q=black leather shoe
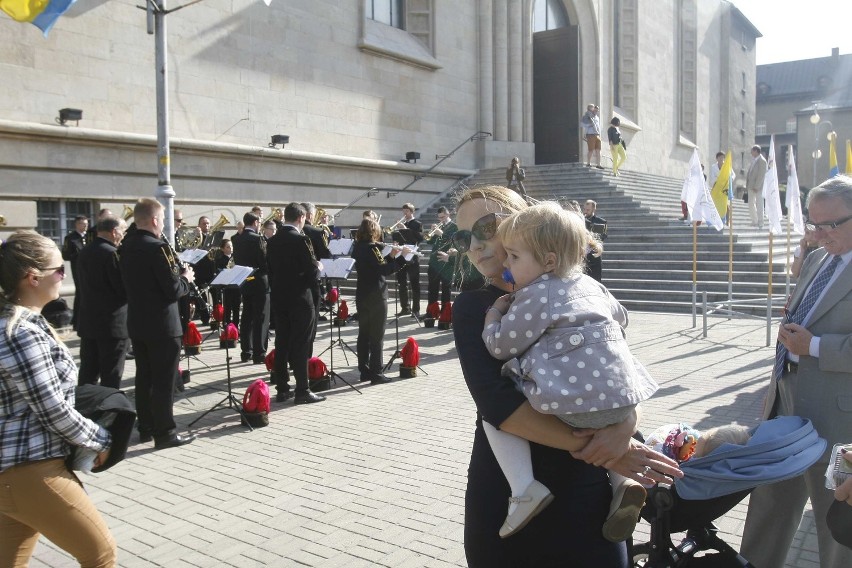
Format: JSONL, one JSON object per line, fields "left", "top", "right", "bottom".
{"left": 397, "top": 308, "right": 411, "bottom": 316}
{"left": 294, "top": 391, "right": 326, "bottom": 405}
{"left": 275, "top": 391, "right": 293, "bottom": 403}
{"left": 240, "top": 352, "right": 251, "bottom": 362}
{"left": 370, "top": 374, "right": 392, "bottom": 385}
{"left": 154, "top": 433, "right": 196, "bottom": 450}
{"left": 252, "top": 354, "right": 267, "bottom": 364}
{"left": 139, "top": 432, "right": 153, "bottom": 443}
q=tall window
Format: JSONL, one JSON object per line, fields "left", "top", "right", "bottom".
{"left": 533, "top": 0, "right": 568, "bottom": 32}
{"left": 756, "top": 120, "right": 767, "bottom": 136}
{"left": 366, "top": 0, "right": 403, "bottom": 29}
{"left": 614, "top": 0, "right": 638, "bottom": 117}
{"left": 678, "top": 0, "right": 698, "bottom": 142}
{"left": 37, "top": 199, "right": 92, "bottom": 245}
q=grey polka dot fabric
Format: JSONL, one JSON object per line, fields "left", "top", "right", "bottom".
{"left": 483, "top": 273, "right": 658, "bottom": 416}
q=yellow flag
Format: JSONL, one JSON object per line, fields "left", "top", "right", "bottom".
{"left": 710, "top": 151, "right": 733, "bottom": 219}
{"left": 846, "top": 140, "right": 852, "bottom": 175}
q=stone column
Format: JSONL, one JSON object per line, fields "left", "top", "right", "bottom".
{"left": 479, "top": 0, "right": 494, "bottom": 137}
{"left": 493, "top": 0, "right": 508, "bottom": 141}
{"left": 508, "top": 0, "right": 523, "bottom": 142}
{"left": 523, "top": 0, "right": 534, "bottom": 142}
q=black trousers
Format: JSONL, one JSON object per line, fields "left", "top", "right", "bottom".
{"left": 239, "top": 279, "right": 269, "bottom": 358}
{"left": 132, "top": 335, "right": 180, "bottom": 438}
{"left": 78, "top": 336, "right": 129, "bottom": 389}
{"left": 356, "top": 292, "right": 388, "bottom": 378}
{"left": 396, "top": 260, "right": 421, "bottom": 312}
{"left": 70, "top": 269, "right": 81, "bottom": 330}
{"left": 272, "top": 296, "right": 315, "bottom": 395}
{"left": 427, "top": 265, "right": 452, "bottom": 307}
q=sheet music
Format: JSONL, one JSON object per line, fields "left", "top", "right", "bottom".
{"left": 320, "top": 257, "right": 356, "bottom": 279}
{"left": 178, "top": 249, "right": 209, "bottom": 265}
{"left": 380, "top": 245, "right": 419, "bottom": 262}
{"left": 210, "top": 265, "right": 255, "bottom": 286}
{"left": 328, "top": 238, "right": 354, "bottom": 256}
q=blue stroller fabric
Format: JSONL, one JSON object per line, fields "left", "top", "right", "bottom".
{"left": 676, "top": 416, "right": 826, "bottom": 501}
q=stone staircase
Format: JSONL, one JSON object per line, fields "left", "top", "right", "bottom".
{"left": 337, "top": 163, "right": 801, "bottom": 316}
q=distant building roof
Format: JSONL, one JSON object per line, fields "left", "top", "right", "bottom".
{"left": 727, "top": 2, "right": 761, "bottom": 39}
{"left": 757, "top": 50, "right": 852, "bottom": 111}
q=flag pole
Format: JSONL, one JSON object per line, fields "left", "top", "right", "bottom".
{"left": 692, "top": 221, "right": 698, "bottom": 328}
{"left": 767, "top": 230, "right": 774, "bottom": 347}
{"left": 785, "top": 214, "right": 791, "bottom": 297}
{"left": 728, "top": 202, "right": 733, "bottom": 320}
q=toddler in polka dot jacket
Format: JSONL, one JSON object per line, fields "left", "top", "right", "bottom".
{"left": 480, "top": 202, "right": 659, "bottom": 542}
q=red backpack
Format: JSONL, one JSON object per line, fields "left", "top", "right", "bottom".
{"left": 242, "top": 379, "right": 270, "bottom": 413}
{"left": 308, "top": 357, "right": 329, "bottom": 380}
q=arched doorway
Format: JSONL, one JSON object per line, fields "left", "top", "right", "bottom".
{"left": 533, "top": 0, "right": 580, "bottom": 164}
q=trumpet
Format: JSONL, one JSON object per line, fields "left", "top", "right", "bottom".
{"left": 383, "top": 216, "right": 407, "bottom": 235}
{"left": 426, "top": 220, "right": 448, "bottom": 239}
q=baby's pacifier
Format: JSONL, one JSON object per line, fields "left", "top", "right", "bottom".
{"left": 502, "top": 268, "right": 515, "bottom": 286}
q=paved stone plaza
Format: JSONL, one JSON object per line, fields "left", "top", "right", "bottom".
{"left": 32, "top": 311, "right": 821, "bottom": 567}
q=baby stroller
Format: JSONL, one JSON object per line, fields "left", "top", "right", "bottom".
{"left": 629, "top": 416, "right": 826, "bottom": 567}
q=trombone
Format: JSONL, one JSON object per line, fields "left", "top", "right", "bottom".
{"left": 383, "top": 216, "right": 407, "bottom": 235}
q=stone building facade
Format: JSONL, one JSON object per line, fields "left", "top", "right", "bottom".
{"left": 0, "top": 0, "right": 759, "bottom": 241}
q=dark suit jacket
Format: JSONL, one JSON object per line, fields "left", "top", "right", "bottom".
{"left": 76, "top": 237, "right": 127, "bottom": 339}
{"left": 119, "top": 229, "right": 190, "bottom": 339}
{"left": 266, "top": 225, "right": 318, "bottom": 306}
{"left": 62, "top": 231, "right": 86, "bottom": 278}
{"left": 304, "top": 223, "right": 331, "bottom": 260}
{"left": 232, "top": 228, "right": 268, "bottom": 296}
{"left": 764, "top": 249, "right": 852, "bottom": 455}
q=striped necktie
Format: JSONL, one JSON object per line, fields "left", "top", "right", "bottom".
{"left": 772, "top": 255, "right": 842, "bottom": 380}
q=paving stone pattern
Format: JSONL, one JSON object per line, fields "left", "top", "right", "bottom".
{"left": 32, "top": 312, "right": 819, "bottom": 567}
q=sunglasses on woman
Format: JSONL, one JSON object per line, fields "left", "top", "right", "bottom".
{"left": 451, "top": 212, "right": 511, "bottom": 253}
{"left": 43, "top": 265, "right": 65, "bottom": 277}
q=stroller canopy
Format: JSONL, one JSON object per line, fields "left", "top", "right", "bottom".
{"left": 676, "top": 416, "right": 826, "bottom": 501}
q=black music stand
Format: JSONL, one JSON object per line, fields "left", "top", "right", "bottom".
{"left": 316, "top": 257, "right": 361, "bottom": 394}
{"left": 189, "top": 266, "right": 256, "bottom": 431}
{"left": 382, "top": 273, "right": 428, "bottom": 376}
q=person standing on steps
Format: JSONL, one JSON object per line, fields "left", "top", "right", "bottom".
{"left": 607, "top": 118, "right": 627, "bottom": 177}
{"left": 581, "top": 104, "right": 603, "bottom": 169}
{"left": 505, "top": 157, "right": 528, "bottom": 199}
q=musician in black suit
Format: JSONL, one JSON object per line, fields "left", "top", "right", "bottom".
{"left": 119, "top": 198, "right": 195, "bottom": 449}
{"left": 62, "top": 215, "right": 88, "bottom": 330}
{"left": 212, "top": 238, "right": 241, "bottom": 326}
{"left": 77, "top": 216, "right": 128, "bottom": 389}
{"left": 301, "top": 202, "right": 333, "bottom": 353}
{"left": 583, "top": 199, "right": 607, "bottom": 283}
{"left": 352, "top": 219, "right": 406, "bottom": 384}
{"left": 394, "top": 203, "right": 423, "bottom": 316}
{"left": 266, "top": 202, "right": 326, "bottom": 405}
{"left": 232, "top": 212, "right": 270, "bottom": 364}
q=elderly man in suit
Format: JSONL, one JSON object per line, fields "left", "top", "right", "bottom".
{"left": 745, "top": 144, "right": 767, "bottom": 229}
{"left": 77, "top": 215, "right": 128, "bottom": 389}
{"left": 740, "top": 176, "right": 852, "bottom": 567}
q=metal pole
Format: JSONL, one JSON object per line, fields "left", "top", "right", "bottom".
{"left": 155, "top": 0, "right": 175, "bottom": 246}
{"left": 702, "top": 291, "right": 707, "bottom": 338}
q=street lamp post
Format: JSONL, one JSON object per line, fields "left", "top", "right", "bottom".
{"left": 810, "top": 105, "right": 835, "bottom": 188}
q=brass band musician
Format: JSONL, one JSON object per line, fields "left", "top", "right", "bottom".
{"left": 393, "top": 203, "right": 423, "bottom": 316}
{"left": 425, "top": 206, "right": 458, "bottom": 308}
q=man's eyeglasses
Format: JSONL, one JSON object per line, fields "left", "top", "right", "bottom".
{"left": 451, "top": 212, "right": 511, "bottom": 253}
{"left": 804, "top": 214, "right": 852, "bottom": 232}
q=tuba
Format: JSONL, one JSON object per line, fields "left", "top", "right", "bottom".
{"left": 262, "top": 208, "right": 282, "bottom": 225}
{"left": 209, "top": 213, "right": 230, "bottom": 233}
{"left": 122, "top": 205, "right": 134, "bottom": 221}
{"left": 176, "top": 225, "right": 203, "bottom": 250}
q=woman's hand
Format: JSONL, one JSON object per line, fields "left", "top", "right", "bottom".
{"left": 93, "top": 449, "right": 111, "bottom": 469}
{"left": 835, "top": 452, "right": 852, "bottom": 506}
{"left": 490, "top": 294, "right": 512, "bottom": 316}
{"left": 609, "top": 439, "right": 683, "bottom": 485}
{"left": 570, "top": 409, "right": 637, "bottom": 467}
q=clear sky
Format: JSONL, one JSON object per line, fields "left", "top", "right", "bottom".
{"left": 732, "top": 0, "right": 852, "bottom": 64}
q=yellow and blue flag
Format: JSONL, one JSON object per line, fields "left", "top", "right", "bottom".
{"left": 829, "top": 131, "right": 839, "bottom": 177}
{"left": 846, "top": 140, "right": 852, "bottom": 175}
{"left": 0, "top": 0, "right": 76, "bottom": 37}
{"left": 710, "top": 151, "right": 733, "bottom": 223}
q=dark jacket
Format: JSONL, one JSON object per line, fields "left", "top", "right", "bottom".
{"left": 352, "top": 241, "right": 404, "bottom": 300}
{"left": 61, "top": 231, "right": 86, "bottom": 275}
{"left": 304, "top": 223, "right": 332, "bottom": 260}
{"left": 232, "top": 228, "right": 267, "bottom": 277}
{"left": 73, "top": 384, "right": 135, "bottom": 473}
{"left": 76, "top": 237, "right": 127, "bottom": 339}
{"left": 266, "top": 225, "right": 318, "bottom": 304}
{"left": 119, "top": 229, "right": 190, "bottom": 339}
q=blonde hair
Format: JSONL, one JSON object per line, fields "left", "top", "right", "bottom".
{"left": 454, "top": 184, "right": 528, "bottom": 216}
{"left": 0, "top": 230, "right": 62, "bottom": 336}
{"left": 133, "top": 197, "right": 163, "bottom": 225}
{"left": 497, "top": 202, "right": 589, "bottom": 278}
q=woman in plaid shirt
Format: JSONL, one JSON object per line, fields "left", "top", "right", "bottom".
{"left": 0, "top": 231, "right": 116, "bottom": 567}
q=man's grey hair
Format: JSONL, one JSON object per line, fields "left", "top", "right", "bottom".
{"left": 301, "top": 202, "right": 316, "bottom": 217}
{"left": 807, "top": 175, "right": 852, "bottom": 210}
